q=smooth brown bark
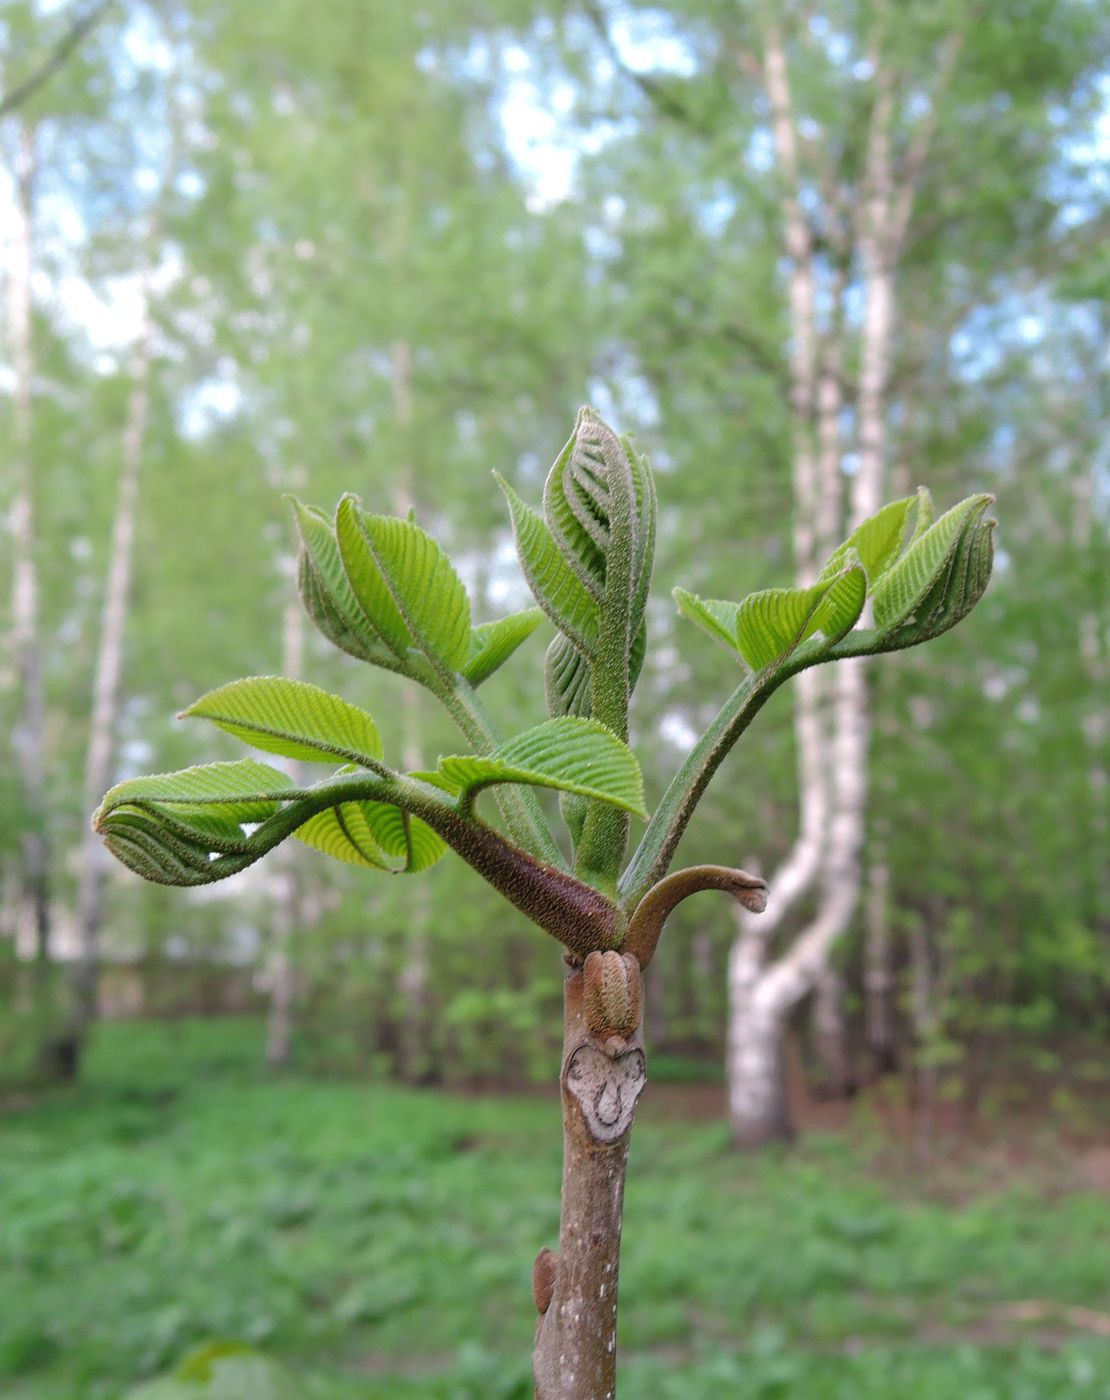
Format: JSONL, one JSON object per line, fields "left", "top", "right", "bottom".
{"left": 532, "top": 965, "right": 645, "bottom": 1399}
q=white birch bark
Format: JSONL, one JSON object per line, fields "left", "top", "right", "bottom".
{"left": 6, "top": 124, "right": 52, "bottom": 976}
{"left": 727, "top": 18, "right": 960, "bottom": 1143}
{"left": 70, "top": 304, "right": 154, "bottom": 1054}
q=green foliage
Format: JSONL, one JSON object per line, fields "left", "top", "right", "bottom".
{"left": 461, "top": 611, "right": 545, "bottom": 688}
{"left": 674, "top": 492, "right": 994, "bottom": 675}
{"left": 435, "top": 717, "right": 647, "bottom": 819}
{"left": 181, "top": 678, "right": 385, "bottom": 770}
{"left": 334, "top": 498, "right": 472, "bottom": 672}
{"left": 96, "top": 414, "right": 992, "bottom": 953}
{"left": 3, "top": 1020, "right": 1106, "bottom": 1400}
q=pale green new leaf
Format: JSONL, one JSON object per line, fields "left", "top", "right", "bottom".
{"left": 909, "top": 486, "right": 935, "bottom": 544}
{"left": 809, "top": 556, "right": 868, "bottom": 644}
{"left": 462, "top": 608, "right": 544, "bottom": 686}
{"left": 290, "top": 499, "right": 396, "bottom": 666}
{"left": 495, "top": 473, "right": 599, "bottom": 655}
{"left": 673, "top": 589, "right": 742, "bottom": 652}
{"left": 95, "top": 759, "right": 294, "bottom": 824}
{"left": 545, "top": 633, "right": 592, "bottom": 717}
{"left": 181, "top": 677, "right": 385, "bottom": 769}
{"left": 94, "top": 760, "right": 297, "bottom": 888}
{"left": 437, "top": 717, "right": 646, "bottom": 818}
{"left": 737, "top": 559, "right": 867, "bottom": 671}
{"left": 294, "top": 803, "right": 391, "bottom": 869}
{"left": 357, "top": 509, "right": 472, "bottom": 669}
{"left": 361, "top": 799, "right": 446, "bottom": 872}
{"left": 543, "top": 426, "right": 606, "bottom": 596}
{"left": 820, "top": 497, "right": 914, "bottom": 582}
{"left": 872, "top": 494, "right": 993, "bottom": 633}
{"left": 335, "top": 495, "right": 415, "bottom": 659}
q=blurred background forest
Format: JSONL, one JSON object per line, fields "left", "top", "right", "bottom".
{"left": 1, "top": 1, "right": 1108, "bottom": 1397}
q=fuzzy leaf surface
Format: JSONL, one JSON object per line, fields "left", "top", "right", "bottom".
{"left": 462, "top": 608, "right": 544, "bottom": 686}
{"left": 181, "top": 677, "right": 384, "bottom": 768}
{"left": 820, "top": 496, "right": 914, "bottom": 582}
{"left": 292, "top": 803, "right": 392, "bottom": 869}
{"left": 734, "top": 560, "right": 866, "bottom": 671}
{"left": 291, "top": 500, "right": 394, "bottom": 665}
{"left": 673, "top": 589, "right": 743, "bottom": 652}
{"left": 437, "top": 717, "right": 646, "bottom": 817}
{"left": 357, "top": 510, "right": 472, "bottom": 669}
{"left": 496, "top": 473, "right": 599, "bottom": 654}
{"left": 872, "top": 494, "right": 993, "bottom": 633}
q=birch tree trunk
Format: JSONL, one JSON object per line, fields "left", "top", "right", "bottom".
{"left": 59, "top": 299, "right": 155, "bottom": 1077}
{"left": 864, "top": 853, "right": 898, "bottom": 1074}
{"left": 725, "top": 15, "right": 960, "bottom": 1145}
{"left": 727, "top": 918, "right": 792, "bottom": 1146}
{"left": 7, "top": 124, "right": 52, "bottom": 984}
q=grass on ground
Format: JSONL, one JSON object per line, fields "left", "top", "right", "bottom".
{"left": 1, "top": 1018, "right": 1107, "bottom": 1398}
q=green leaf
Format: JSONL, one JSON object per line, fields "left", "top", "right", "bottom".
{"left": 909, "top": 486, "right": 935, "bottom": 544}
{"left": 96, "top": 759, "right": 294, "bottom": 823}
{"left": 673, "top": 589, "right": 743, "bottom": 652}
{"left": 543, "top": 425, "right": 607, "bottom": 597}
{"left": 810, "top": 556, "right": 868, "bottom": 644}
{"left": 293, "top": 803, "right": 391, "bottom": 869}
{"left": 495, "top": 472, "right": 599, "bottom": 655}
{"left": 94, "top": 760, "right": 297, "bottom": 888}
{"left": 354, "top": 508, "right": 472, "bottom": 670}
{"left": 290, "top": 499, "right": 395, "bottom": 666}
{"left": 361, "top": 799, "right": 446, "bottom": 872}
{"left": 545, "top": 633, "right": 592, "bottom": 717}
{"left": 335, "top": 495, "right": 415, "bottom": 659}
{"left": 872, "top": 494, "right": 993, "bottom": 633}
{"left": 820, "top": 496, "right": 914, "bottom": 582}
{"left": 437, "top": 717, "right": 646, "bottom": 817}
{"left": 461, "top": 608, "right": 544, "bottom": 686}
{"left": 181, "top": 677, "right": 384, "bottom": 769}
{"left": 906, "top": 506, "right": 996, "bottom": 642}
{"left": 737, "top": 558, "right": 867, "bottom": 671}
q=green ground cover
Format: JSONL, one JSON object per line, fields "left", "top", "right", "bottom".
{"left": 1, "top": 1019, "right": 1106, "bottom": 1399}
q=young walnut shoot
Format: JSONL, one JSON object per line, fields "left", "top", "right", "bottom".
{"left": 94, "top": 408, "right": 995, "bottom": 1399}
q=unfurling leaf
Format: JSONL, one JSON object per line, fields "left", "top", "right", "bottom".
{"left": 93, "top": 759, "right": 297, "bottom": 887}
{"left": 462, "top": 608, "right": 545, "bottom": 686}
{"left": 495, "top": 473, "right": 600, "bottom": 655}
{"left": 294, "top": 798, "right": 445, "bottom": 873}
{"left": 436, "top": 717, "right": 647, "bottom": 818}
{"left": 675, "top": 559, "right": 866, "bottom": 672}
{"left": 673, "top": 590, "right": 743, "bottom": 654}
{"left": 291, "top": 499, "right": 397, "bottom": 667}
{"left": 819, "top": 496, "right": 914, "bottom": 582}
{"left": 871, "top": 494, "right": 993, "bottom": 634}
{"left": 181, "top": 676, "right": 385, "bottom": 769}
{"left": 336, "top": 496, "right": 471, "bottom": 669}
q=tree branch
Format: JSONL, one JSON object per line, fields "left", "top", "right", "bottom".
{"left": 0, "top": 0, "right": 113, "bottom": 118}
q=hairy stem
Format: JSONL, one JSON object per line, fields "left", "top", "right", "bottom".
{"left": 440, "top": 682, "right": 567, "bottom": 870}
{"left": 533, "top": 965, "right": 645, "bottom": 1399}
{"left": 619, "top": 658, "right": 808, "bottom": 907}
